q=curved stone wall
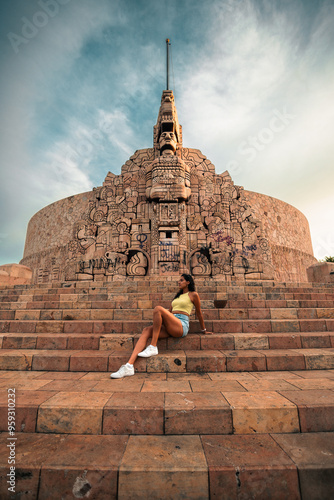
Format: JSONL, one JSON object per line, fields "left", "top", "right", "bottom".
{"left": 243, "top": 190, "right": 316, "bottom": 281}
{"left": 20, "top": 186, "right": 316, "bottom": 283}
{"left": 20, "top": 190, "right": 96, "bottom": 283}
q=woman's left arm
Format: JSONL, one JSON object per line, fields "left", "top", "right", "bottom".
{"left": 190, "top": 292, "right": 211, "bottom": 334}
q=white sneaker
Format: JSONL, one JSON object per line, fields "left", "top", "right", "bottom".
{"left": 138, "top": 344, "right": 158, "bottom": 357}
{"left": 110, "top": 364, "right": 134, "bottom": 379}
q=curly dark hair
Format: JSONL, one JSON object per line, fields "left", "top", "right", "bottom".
{"left": 173, "top": 274, "right": 196, "bottom": 299}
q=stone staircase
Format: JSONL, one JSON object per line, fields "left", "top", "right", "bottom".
{"left": 0, "top": 279, "right": 333, "bottom": 499}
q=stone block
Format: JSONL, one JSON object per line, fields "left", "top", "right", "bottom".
{"left": 99, "top": 334, "right": 134, "bottom": 351}
{"left": 0, "top": 466, "right": 40, "bottom": 498}
{"left": 262, "top": 350, "right": 306, "bottom": 371}
{"left": 186, "top": 350, "right": 226, "bottom": 373}
{"left": 279, "top": 390, "right": 334, "bottom": 432}
{"left": 122, "top": 321, "right": 150, "bottom": 334}
{"left": 202, "top": 434, "right": 300, "bottom": 500}
{"left": 37, "top": 391, "right": 110, "bottom": 434}
{"left": 268, "top": 334, "right": 302, "bottom": 349}
{"left": 300, "top": 333, "right": 331, "bottom": 348}
{"left": 147, "top": 351, "right": 186, "bottom": 373}
{"left": 212, "top": 321, "right": 242, "bottom": 333}
{"left": 271, "top": 320, "right": 300, "bottom": 333}
{"left": 272, "top": 432, "right": 334, "bottom": 500}
{"left": 35, "top": 321, "right": 64, "bottom": 333}
{"left": 326, "top": 319, "right": 334, "bottom": 331}
{"left": 90, "top": 309, "right": 114, "bottom": 320}
{"left": 2, "top": 334, "right": 37, "bottom": 349}
{"left": 67, "top": 334, "right": 99, "bottom": 350}
{"left": 70, "top": 352, "right": 109, "bottom": 372}
{"left": 238, "top": 379, "right": 299, "bottom": 391}
{"left": 10, "top": 320, "right": 37, "bottom": 333}
{"left": 303, "top": 349, "right": 334, "bottom": 369}
{"left": 248, "top": 308, "right": 271, "bottom": 319}
{"left": 201, "top": 334, "right": 234, "bottom": 350}
{"left": 39, "top": 468, "right": 117, "bottom": 500}
{"left": 297, "top": 308, "right": 317, "bottom": 319}
{"left": 104, "top": 392, "right": 164, "bottom": 434}
{"left": 0, "top": 351, "right": 33, "bottom": 370}
{"left": 270, "top": 308, "right": 298, "bottom": 319}
{"left": 94, "top": 320, "right": 122, "bottom": 334}
{"left": 119, "top": 435, "right": 208, "bottom": 500}
{"left": 32, "top": 351, "right": 70, "bottom": 371}
{"left": 114, "top": 309, "right": 143, "bottom": 321}
{"left": 165, "top": 392, "right": 232, "bottom": 434}
{"left": 190, "top": 380, "right": 245, "bottom": 392}
{"left": 219, "top": 309, "right": 248, "bottom": 320}
{"left": 299, "top": 319, "right": 327, "bottom": 332}
{"left": 0, "top": 389, "right": 56, "bottom": 432}
{"left": 167, "top": 334, "right": 201, "bottom": 350}
{"left": 36, "top": 335, "right": 68, "bottom": 350}
{"left": 317, "top": 308, "right": 334, "bottom": 319}
{"left": 223, "top": 391, "right": 299, "bottom": 434}
{"left": 91, "top": 378, "right": 144, "bottom": 392}
{"left": 141, "top": 380, "right": 191, "bottom": 392}
{"left": 0, "top": 310, "right": 15, "bottom": 320}
{"left": 242, "top": 320, "right": 272, "bottom": 333}
{"left": 225, "top": 351, "right": 266, "bottom": 372}
{"left": 40, "top": 310, "right": 63, "bottom": 320}
{"left": 63, "top": 321, "right": 93, "bottom": 333}
{"left": 0, "top": 321, "right": 10, "bottom": 333}
{"left": 234, "top": 334, "right": 269, "bottom": 350}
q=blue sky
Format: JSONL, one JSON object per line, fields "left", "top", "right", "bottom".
{"left": 0, "top": 0, "right": 333, "bottom": 265}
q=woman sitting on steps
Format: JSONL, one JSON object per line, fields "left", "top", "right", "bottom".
{"left": 110, "top": 273, "right": 212, "bottom": 378}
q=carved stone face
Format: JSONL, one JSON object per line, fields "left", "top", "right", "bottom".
{"left": 159, "top": 132, "right": 177, "bottom": 153}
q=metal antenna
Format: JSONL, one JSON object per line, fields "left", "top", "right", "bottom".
{"left": 166, "top": 38, "right": 170, "bottom": 90}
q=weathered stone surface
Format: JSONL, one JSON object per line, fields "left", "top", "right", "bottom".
{"left": 223, "top": 391, "right": 299, "bottom": 434}
{"left": 234, "top": 333, "right": 269, "bottom": 350}
{"left": 186, "top": 350, "right": 226, "bottom": 373}
{"left": 37, "top": 391, "right": 110, "bottom": 434}
{"left": 19, "top": 86, "right": 318, "bottom": 284}
{"left": 272, "top": 432, "right": 334, "bottom": 500}
{"left": 165, "top": 392, "right": 232, "bottom": 434}
{"left": 225, "top": 350, "right": 266, "bottom": 372}
{"left": 279, "top": 389, "right": 334, "bottom": 432}
{"left": 119, "top": 435, "right": 208, "bottom": 500}
{"left": 202, "top": 434, "right": 300, "bottom": 500}
{"left": 104, "top": 392, "right": 164, "bottom": 434}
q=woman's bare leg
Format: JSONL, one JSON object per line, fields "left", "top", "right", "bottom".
{"left": 128, "top": 326, "right": 152, "bottom": 365}
{"left": 151, "top": 306, "right": 183, "bottom": 347}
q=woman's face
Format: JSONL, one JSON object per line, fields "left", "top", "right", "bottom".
{"left": 178, "top": 275, "right": 190, "bottom": 289}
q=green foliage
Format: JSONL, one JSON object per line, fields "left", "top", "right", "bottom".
{"left": 319, "top": 256, "right": 334, "bottom": 262}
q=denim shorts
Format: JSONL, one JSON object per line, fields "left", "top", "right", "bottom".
{"left": 174, "top": 313, "right": 190, "bottom": 338}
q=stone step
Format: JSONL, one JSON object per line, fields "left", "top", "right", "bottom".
{"left": 1, "top": 284, "right": 334, "bottom": 300}
{"left": 1, "top": 348, "right": 334, "bottom": 372}
{"left": 0, "top": 430, "right": 333, "bottom": 499}
{"left": 1, "top": 287, "right": 334, "bottom": 298}
{"left": 1, "top": 370, "right": 334, "bottom": 436}
{"left": 1, "top": 306, "right": 334, "bottom": 322}
{"left": 2, "top": 318, "right": 334, "bottom": 335}
{"left": 1, "top": 332, "right": 333, "bottom": 351}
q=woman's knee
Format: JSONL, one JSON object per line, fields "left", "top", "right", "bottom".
{"left": 153, "top": 305, "right": 164, "bottom": 315}
{"left": 141, "top": 326, "right": 152, "bottom": 337}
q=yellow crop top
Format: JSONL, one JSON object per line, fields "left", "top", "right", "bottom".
{"left": 171, "top": 292, "right": 194, "bottom": 315}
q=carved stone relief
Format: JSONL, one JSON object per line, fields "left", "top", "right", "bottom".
{"left": 64, "top": 90, "right": 274, "bottom": 281}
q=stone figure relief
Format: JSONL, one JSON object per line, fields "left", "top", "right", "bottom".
{"left": 62, "top": 89, "right": 274, "bottom": 281}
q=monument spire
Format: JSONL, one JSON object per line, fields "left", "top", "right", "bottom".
{"left": 166, "top": 38, "right": 170, "bottom": 90}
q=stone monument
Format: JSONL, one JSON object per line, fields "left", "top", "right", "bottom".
{"left": 20, "top": 43, "right": 316, "bottom": 283}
